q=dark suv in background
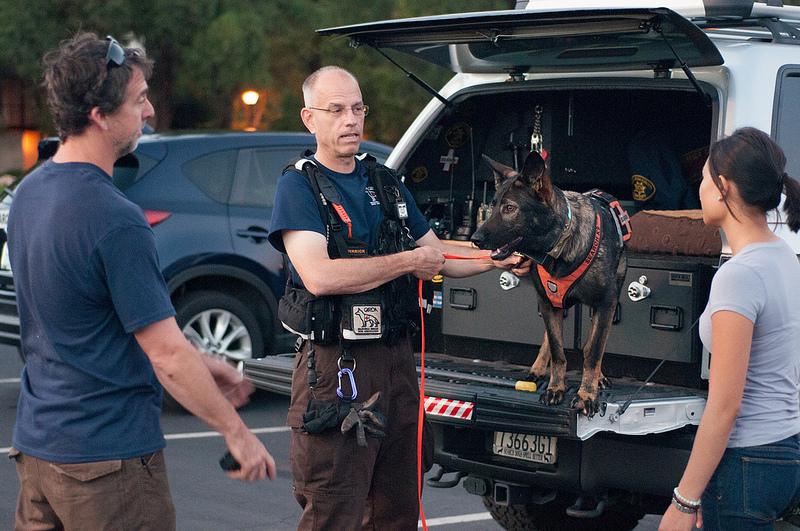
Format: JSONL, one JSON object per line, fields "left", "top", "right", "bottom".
{"left": 0, "top": 132, "right": 392, "bottom": 366}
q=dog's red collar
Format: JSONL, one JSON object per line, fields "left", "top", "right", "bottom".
{"left": 535, "top": 211, "right": 602, "bottom": 309}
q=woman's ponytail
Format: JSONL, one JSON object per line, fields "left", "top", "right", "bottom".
{"left": 782, "top": 173, "right": 800, "bottom": 233}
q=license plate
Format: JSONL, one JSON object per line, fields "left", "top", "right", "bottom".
{"left": 492, "top": 431, "right": 557, "bottom": 464}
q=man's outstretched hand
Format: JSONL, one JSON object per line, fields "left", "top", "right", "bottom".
{"left": 203, "top": 355, "right": 255, "bottom": 409}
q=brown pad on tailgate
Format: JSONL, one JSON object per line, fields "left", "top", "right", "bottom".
{"left": 628, "top": 210, "right": 721, "bottom": 256}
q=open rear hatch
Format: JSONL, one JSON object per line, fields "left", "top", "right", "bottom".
{"left": 318, "top": 7, "right": 723, "bottom": 75}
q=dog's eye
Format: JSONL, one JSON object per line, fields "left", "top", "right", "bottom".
{"left": 502, "top": 204, "right": 517, "bottom": 214}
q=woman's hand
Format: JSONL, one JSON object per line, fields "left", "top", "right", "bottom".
{"left": 658, "top": 504, "right": 701, "bottom": 531}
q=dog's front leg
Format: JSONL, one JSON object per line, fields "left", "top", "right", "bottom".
{"left": 529, "top": 333, "right": 550, "bottom": 381}
{"left": 539, "top": 304, "right": 566, "bottom": 406}
{"left": 572, "top": 303, "right": 616, "bottom": 416}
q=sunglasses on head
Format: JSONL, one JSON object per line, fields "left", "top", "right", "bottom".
{"left": 105, "top": 35, "right": 125, "bottom": 68}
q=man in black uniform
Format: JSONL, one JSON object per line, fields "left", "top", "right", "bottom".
{"left": 268, "top": 66, "right": 527, "bottom": 530}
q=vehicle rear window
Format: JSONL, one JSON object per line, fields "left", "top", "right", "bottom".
{"left": 182, "top": 150, "right": 238, "bottom": 203}
{"left": 773, "top": 66, "right": 800, "bottom": 180}
{"left": 229, "top": 147, "right": 305, "bottom": 208}
{"left": 112, "top": 152, "right": 160, "bottom": 191}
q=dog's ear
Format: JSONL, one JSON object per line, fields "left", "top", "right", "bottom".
{"left": 482, "top": 155, "right": 517, "bottom": 190}
{"left": 521, "top": 151, "right": 553, "bottom": 203}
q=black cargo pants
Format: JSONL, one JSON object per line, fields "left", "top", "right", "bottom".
{"left": 288, "top": 336, "right": 433, "bottom": 531}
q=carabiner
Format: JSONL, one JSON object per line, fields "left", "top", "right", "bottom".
{"left": 336, "top": 367, "right": 358, "bottom": 401}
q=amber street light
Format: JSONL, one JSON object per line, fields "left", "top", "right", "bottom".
{"left": 241, "top": 90, "right": 259, "bottom": 106}
{"left": 241, "top": 90, "right": 260, "bottom": 131}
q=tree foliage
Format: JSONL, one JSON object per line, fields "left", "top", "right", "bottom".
{"left": 0, "top": 0, "right": 505, "bottom": 143}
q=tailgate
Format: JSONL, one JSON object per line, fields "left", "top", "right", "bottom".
{"left": 420, "top": 353, "right": 705, "bottom": 440}
{"left": 245, "top": 352, "right": 706, "bottom": 440}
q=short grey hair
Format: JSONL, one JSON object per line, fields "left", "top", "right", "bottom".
{"left": 302, "top": 66, "right": 358, "bottom": 107}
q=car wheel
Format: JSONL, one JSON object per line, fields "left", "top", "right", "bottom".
{"left": 174, "top": 290, "right": 265, "bottom": 370}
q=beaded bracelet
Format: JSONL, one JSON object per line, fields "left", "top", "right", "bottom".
{"left": 671, "top": 497, "right": 698, "bottom": 514}
{"left": 673, "top": 487, "right": 701, "bottom": 509}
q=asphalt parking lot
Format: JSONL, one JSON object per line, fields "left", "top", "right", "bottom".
{"left": 0, "top": 345, "right": 672, "bottom": 530}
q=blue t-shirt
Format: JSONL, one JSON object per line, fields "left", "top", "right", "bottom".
{"left": 8, "top": 160, "right": 176, "bottom": 463}
{"left": 268, "top": 157, "right": 430, "bottom": 282}
{"left": 699, "top": 239, "right": 800, "bottom": 448}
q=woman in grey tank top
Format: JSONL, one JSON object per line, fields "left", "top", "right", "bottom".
{"left": 660, "top": 128, "right": 800, "bottom": 531}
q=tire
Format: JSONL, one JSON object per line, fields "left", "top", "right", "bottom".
{"left": 174, "top": 290, "right": 266, "bottom": 368}
{"left": 163, "top": 290, "right": 267, "bottom": 412}
{"left": 482, "top": 494, "right": 644, "bottom": 531}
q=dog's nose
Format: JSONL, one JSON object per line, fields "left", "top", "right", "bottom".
{"left": 470, "top": 229, "right": 484, "bottom": 246}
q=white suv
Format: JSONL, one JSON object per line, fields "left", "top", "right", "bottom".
{"left": 312, "top": 2, "right": 800, "bottom": 529}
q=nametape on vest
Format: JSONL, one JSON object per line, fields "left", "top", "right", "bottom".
{"left": 424, "top": 396, "right": 474, "bottom": 421}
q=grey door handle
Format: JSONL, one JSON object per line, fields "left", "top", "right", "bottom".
{"left": 236, "top": 226, "right": 268, "bottom": 242}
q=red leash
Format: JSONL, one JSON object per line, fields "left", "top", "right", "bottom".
{"left": 417, "top": 278, "right": 428, "bottom": 530}
{"left": 417, "top": 252, "right": 490, "bottom": 529}
{"left": 442, "top": 254, "right": 492, "bottom": 260}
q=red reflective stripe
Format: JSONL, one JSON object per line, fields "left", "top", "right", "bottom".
{"left": 331, "top": 203, "right": 352, "bottom": 239}
{"left": 424, "top": 396, "right": 475, "bottom": 420}
{"left": 536, "top": 212, "right": 602, "bottom": 309}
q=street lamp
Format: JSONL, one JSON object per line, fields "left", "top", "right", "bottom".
{"left": 241, "top": 90, "right": 260, "bottom": 131}
{"left": 241, "top": 90, "right": 259, "bottom": 106}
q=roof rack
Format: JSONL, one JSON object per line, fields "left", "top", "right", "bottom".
{"left": 695, "top": 17, "right": 800, "bottom": 44}
{"left": 692, "top": 3, "right": 800, "bottom": 45}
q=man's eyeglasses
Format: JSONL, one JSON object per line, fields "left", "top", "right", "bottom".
{"left": 307, "top": 104, "right": 369, "bottom": 117}
{"left": 105, "top": 36, "right": 125, "bottom": 69}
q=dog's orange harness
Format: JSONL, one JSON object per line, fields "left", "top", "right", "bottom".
{"left": 535, "top": 212, "right": 602, "bottom": 309}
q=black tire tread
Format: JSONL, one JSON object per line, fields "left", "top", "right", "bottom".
{"left": 482, "top": 495, "right": 643, "bottom": 531}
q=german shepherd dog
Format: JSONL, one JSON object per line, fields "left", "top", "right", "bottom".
{"left": 471, "top": 152, "right": 627, "bottom": 416}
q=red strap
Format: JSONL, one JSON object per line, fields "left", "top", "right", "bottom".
{"left": 331, "top": 203, "right": 352, "bottom": 239}
{"left": 608, "top": 199, "right": 633, "bottom": 242}
{"left": 443, "top": 254, "right": 492, "bottom": 260}
{"left": 417, "top": 279, "right": 428, "bottom": 531}
{"left": 535, "top": 212, "right": 602, "bottom": 308}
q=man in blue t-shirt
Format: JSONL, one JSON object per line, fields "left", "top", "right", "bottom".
{"left": 7, "top": 33, "right": 275, "bottom": 530}
{"left": 270, "top": 66, "right": 528, "bottom": 530}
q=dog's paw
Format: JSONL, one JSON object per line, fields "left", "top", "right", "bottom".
{"left": 570, "top": 395, "right": 600, "bottom": 417}
{"left": 598, "top": 375, "right": 612, "bottom": 390}
{"left": 525, "top": 373, "right": 549, "bottom": 389}
{"left": 540, "top": 388, "right": 564, "bottom": 406}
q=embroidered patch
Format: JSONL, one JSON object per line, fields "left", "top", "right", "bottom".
{"left": 352, "top": 305, "right": 382, "bottom": 336}
{"left": 632, "top": 174, "right": 656, "bottom": 202}
{"left": 440, "top": 149, "right": 459, "bottom": 172}
{"left": 411, "top": 166, "right": 429, "bottom": 183}
{"left": 432, "top": 291, "right": 443, "bottom": 308}
{"left": 445, "top": 122, "right": 470, "bottom": 148}
{"left": 364, "top": 186, "right": 380, "bottom": 206}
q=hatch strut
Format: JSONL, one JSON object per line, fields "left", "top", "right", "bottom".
{"left": 655, "top": 19, "right": 712, "bottom": 108}
{"left": 369, "top": 45, "right": 453, "bottom": 108}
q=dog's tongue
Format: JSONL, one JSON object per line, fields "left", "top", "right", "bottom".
{"left": 490, "top": 236, "right": 523, "bottom": 261}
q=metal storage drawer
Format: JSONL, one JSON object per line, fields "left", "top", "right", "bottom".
{"left": 443, "top": 269, "right": 576, "bottom": 346}
{"left": 580, "top": 256, "right": 714, "bottom": 363}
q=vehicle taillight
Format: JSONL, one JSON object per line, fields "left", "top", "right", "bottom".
{"left": 143, "top": 209, "right": 171, "bottom": 227}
